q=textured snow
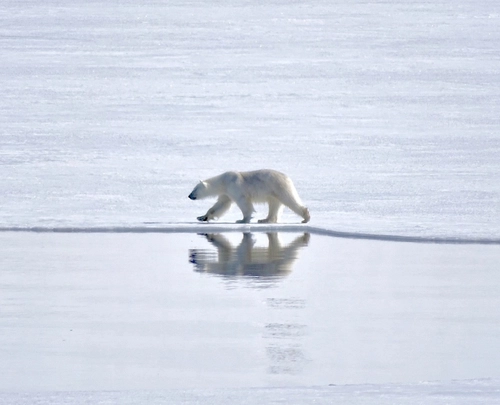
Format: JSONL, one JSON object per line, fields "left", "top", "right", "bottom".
{"left": 1, "top": 0, "right": 499, "bottom": 238}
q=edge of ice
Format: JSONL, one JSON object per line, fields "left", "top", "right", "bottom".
{"left": 1, "top": 223, "right": 499, "bottom": 245}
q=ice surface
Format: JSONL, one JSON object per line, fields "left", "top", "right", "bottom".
{"left": 1, "top": 0, "right": 500, "bottom": 402}
{"left": 1, "top": 0, "right": 499, "bottom": 238}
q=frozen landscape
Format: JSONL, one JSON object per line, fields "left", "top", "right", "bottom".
{"left": 1, "top": 0, "right": 500, "bottom": 403}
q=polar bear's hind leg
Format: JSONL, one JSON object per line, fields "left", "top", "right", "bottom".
{"left": 278, "top": 192, "right": 310, "bottom": 223}
{"left": 258, "top": 198, "right": 282, "bottom": 223}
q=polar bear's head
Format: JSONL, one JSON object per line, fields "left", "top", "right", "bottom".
{"left": 188, "top": 181, "right": 210, "bottom": 200}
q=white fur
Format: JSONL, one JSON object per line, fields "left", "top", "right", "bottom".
{"left": 188, "top": 169, "right": 310, "bottom": 223}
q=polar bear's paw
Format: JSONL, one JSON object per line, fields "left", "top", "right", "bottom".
{"left": 301, "top": 208, "right": 310, "bottom": 223}
{"left": 258, "top": 218, "right": 277, "bottom": 224}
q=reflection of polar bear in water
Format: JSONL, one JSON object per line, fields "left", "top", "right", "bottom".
{"left": 188, "top": 169, "right": 310, "bottom": 223}
{"left": 189, "top": 233, "right": 310, "bottom": 279}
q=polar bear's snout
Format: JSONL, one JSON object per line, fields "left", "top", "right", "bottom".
{"left": 189, "top": 181, "right": 208, "bottom": 200}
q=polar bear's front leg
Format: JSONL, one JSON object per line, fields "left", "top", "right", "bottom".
{"left": 234, "top": 196, "right": 255, "bottom": 223}
{"left": 197, "top": 195, "right": 232, "bottom": 222}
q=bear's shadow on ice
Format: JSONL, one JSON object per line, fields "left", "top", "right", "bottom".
{"left": 189, "top": 232, "right": 310, "bottom": 280}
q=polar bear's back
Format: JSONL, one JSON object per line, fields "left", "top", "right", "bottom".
{"left": 238, "top": 169, "right": 302, "bottom": 204}
{"left": 240, "top": 169, "right": 287, "bottom": 184}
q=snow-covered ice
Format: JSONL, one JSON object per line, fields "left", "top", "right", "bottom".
{"left": 1, "top": 0, "right": 499, "bottom": 238}
{"left": 1, "top": 0, "right": 500, "bottom": 402}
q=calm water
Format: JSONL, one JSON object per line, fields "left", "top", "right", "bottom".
{"left": 1, "top": 231, "right": 499, "bottom": 391}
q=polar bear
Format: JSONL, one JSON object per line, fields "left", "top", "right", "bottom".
{"left": 188, "top": 169, "right": 310, "bottom": 223}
